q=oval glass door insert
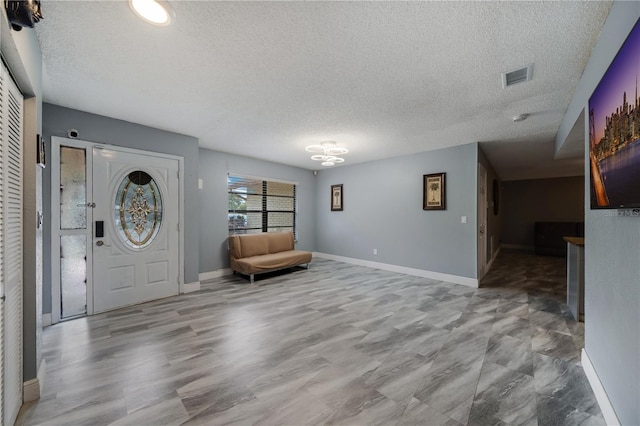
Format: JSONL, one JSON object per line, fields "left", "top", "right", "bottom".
{"left": 115, "top": 170, "right": 163, "bottom": 249}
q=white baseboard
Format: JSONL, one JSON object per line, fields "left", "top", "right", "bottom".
{"left": 313, "top": 252, "right": 478, "bottom": 287}
{"left": 582, "top": 349, "right": 620, "bottom": 426}
{"left": 199, "top": 268, "right": 233, "bottom": 282}
{"left": 182, "top": 281, "right": 200, "bottom": 294}
{"left": 42, "top": 313, "right": 52, "bottom": 327}
{"left": 23, "top": 378, "right": 39, "bottom": 402}
{"left": 23, "top": 359, "right": 46, "bottom": 402}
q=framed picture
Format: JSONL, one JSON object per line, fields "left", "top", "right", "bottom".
{"left": 423, "top": 173, "right": 446, "bottom": 210}
{"left": 588, "top": 18, "right": 640, "bottom": 209}
{"left": 36, "top": 134, "right": 45, "bottom": 168}
{"left": 331, "top": 184, "right": 343, "bottom": 211}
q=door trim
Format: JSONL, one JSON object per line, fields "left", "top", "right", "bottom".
{"left": 50, "top": 136, "right": 185, "bottom": 324}
{"left": 477, "top": 162, "right": 488, "bottom": 280}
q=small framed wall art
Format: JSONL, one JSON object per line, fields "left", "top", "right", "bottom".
{"left": 331, "top": 184, "right": 343, "bottom": 211}
{"left": 423, "top": 172, "right": 446, "bottom": 210}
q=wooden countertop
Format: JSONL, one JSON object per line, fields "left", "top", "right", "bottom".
{"left": 563, "top": 236, "right": 585, "bottom": 247}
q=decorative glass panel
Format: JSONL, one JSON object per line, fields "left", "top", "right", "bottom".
{"left": 60, "top": 235, "right": 87, "bottom": 318}
{"left": 114, "top": 171, "right": 163, "bottom": 249}
{"left": 60, "top": 147, "right": 86, "bottom": 230}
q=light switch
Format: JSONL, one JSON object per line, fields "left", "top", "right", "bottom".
{"left": 461, "top": 216, "right": 467, "bottom": 224}
{"left": 198, "top": 178, "right": 204, "bottom": 190}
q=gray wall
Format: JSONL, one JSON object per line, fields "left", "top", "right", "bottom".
{"left": 315, "top": 142, "right": 478, "bottom": 279}
{"left": 502, "top": 177, "right": 584, "bottom": 249}
{"left": 1, "top": 15, "right": 44, "bottom": 382}
{"left": 478, "top": 147, "right": 502, "bottom": 262}
{"left": 198, "top": 148, "right": 317, "bottom": 273}
{"left": 557, "top": 2, "right": 640, "bottom": 424}
{"left": 42, "top": 103, "right": 200, "bottom": 314}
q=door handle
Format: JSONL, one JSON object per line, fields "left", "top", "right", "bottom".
{"left": 96, "top": 240, "right": 110, "bottom": 247}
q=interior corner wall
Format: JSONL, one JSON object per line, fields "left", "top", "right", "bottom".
{"left": 477, "top": 147, "right": 502, "bottom": 263}
{"left": 41, "top": 103, "right": 201, "bottom": 314}
{"left": 558, "top": 1, "right": 640, "bottom": 424}
{"left": 198, "top": 148, "right": 317, "bottom": 274}
{"left": 315, "top": 142, "right": 478, "bottom": 280}
{"left": 501, "top": 176, "right": 585, "bottom": 250}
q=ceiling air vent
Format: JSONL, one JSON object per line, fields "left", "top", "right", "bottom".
{"left": 502, "top": 64, "right": 533, "bottom": 88}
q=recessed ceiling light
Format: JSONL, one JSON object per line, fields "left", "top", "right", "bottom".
{"left": 130, "top": 0, "right": 174, "bottom": 26}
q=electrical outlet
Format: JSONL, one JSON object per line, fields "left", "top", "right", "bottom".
{"left": 373, "top": 249, "right": 378, "bottom": 255}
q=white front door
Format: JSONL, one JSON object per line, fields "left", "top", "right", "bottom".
{"left": 92, "top": 147, "right": 180, "bottom": 313}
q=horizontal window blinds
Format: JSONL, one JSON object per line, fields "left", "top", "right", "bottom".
{"left": 228, "top": 175, "right": 296, "bottom": 237}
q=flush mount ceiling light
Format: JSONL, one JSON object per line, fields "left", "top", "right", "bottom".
{"left": 130, "top": 0, "right": 174, "bottom": 26}
{"left": 305, "top": 141, "right": 349, "bottom": 167}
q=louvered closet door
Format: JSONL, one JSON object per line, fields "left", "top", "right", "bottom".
{"left": 1, "top": 63, "right": 24, "bottom": 426}
{"left": 0, "top": 63, "right": 5, "bottom": 426}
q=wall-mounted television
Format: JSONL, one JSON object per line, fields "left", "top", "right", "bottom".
{"left": 589, "top": 18, "right": 640, "bottom": 209}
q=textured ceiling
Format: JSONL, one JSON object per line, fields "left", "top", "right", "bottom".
{"left": 35, "top": 1, "right": 612, "bottom": 180}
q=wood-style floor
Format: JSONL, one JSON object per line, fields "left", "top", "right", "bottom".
{"left": 17, "top": 252, "right": 604, "bottom": 425}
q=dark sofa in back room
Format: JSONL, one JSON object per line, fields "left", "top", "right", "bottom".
{"left": 534, "top": 222, "right": 584, "bottom": 257}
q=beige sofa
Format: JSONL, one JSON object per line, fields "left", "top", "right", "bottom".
{"left": 228, "top": 231, "right": 312, "bottom": 283}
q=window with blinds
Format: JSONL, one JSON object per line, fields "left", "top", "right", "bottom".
{"left": 228, "top": 175, "right": 296, "bottom": 237}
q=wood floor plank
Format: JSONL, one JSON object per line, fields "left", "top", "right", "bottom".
{"left": 17, "top": 253, "right": 604, "bottom": 425}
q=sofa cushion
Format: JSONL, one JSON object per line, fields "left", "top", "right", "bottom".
{"left": 233, "top": 250, "right": 312, "bottom": 275}
{"left": 230, "top": 233, "right": 270, "bottom": 258}
{"left": 268, "top": 231, "right": 294, "bottom": 254}
{"left": 228, "top": 235, "right": 242, "bottom": 259}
